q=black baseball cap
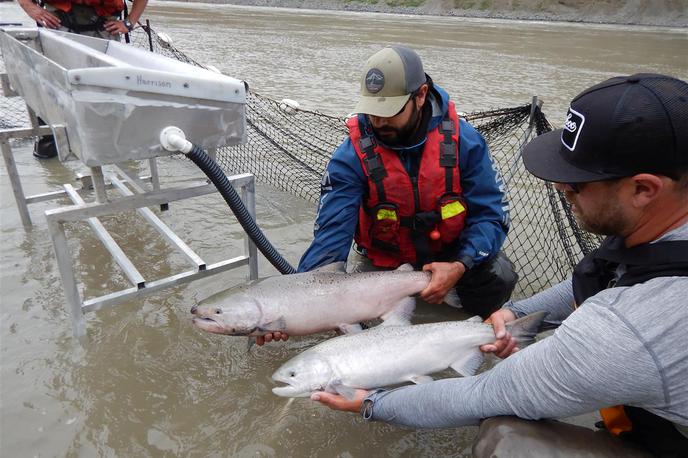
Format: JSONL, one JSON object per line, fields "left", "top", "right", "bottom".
{"left": 523, "top": 73, "right": 688, "bottom": 183}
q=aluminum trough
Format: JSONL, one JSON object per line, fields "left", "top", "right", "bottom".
{"left": 0, "top": 27, "right": 246, "bottom": 166}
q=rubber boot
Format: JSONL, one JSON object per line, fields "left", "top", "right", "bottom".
{"left": 33, "top": 135, "right": 58, "bottom": 159}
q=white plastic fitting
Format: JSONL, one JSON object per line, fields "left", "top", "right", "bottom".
{"left": 160, "top": 126, "right": 193, "bottom": 153}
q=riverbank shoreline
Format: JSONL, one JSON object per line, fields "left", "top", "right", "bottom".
{"left": 159, "top": 0, "right": 688, "bottom": 27}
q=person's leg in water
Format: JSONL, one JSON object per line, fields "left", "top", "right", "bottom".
{"left": 33, "top": 117, "right": 57, "bottom": 159}
{"left": 347, "top": 250, "right": 379, "bottom": 273}
{"left": 454, "top": 251, "right": 518, "bottom": 319}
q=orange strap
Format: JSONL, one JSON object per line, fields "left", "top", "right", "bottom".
{"left": 44, "top": 0, "right": 124, "bottom": 16}
{"left": 600, "top": 405, "right": 633, "bottom": 436}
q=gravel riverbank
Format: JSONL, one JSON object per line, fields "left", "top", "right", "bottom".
{"left": 160, "top": 0, "right": 688, "bottom": 27}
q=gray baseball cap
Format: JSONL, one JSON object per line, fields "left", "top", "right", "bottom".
{"left": 353, "top": 46, "right": 427, "bottom": 118}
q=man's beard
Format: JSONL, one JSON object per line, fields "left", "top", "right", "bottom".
{"left": 373, "top": 105, "right": 422, "bottom": 147}
{"left": 567, "top": 192, "right": 630, "bottom": 236}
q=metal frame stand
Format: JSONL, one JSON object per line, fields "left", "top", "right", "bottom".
{"left": 1, "top": 125, "right": 52, "bottom": 226}
{"left": 0, "top": 22, "right": 260, "bottom": 337}
{"left": 45, "top": 170, "right": 259, "bottom": 338}
{"left": 1, "top": 123, "right": 259, "bottom": 338}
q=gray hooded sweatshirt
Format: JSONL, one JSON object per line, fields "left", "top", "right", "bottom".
{"left": 362, "top": 222, "right": 688, "bottom": 437}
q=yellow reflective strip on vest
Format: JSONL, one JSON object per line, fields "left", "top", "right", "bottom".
{"left": 441, "top": 201, "right": 465, "bottom": 220}
{"left": 376, "top": 209, "right": 397, "bottom": 221}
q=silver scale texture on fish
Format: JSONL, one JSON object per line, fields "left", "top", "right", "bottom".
{"left": 271, "top": 312, "right": 547, "bottom": 398}
{"left": 191, "top": 262, "right": 459, "bottom": 337}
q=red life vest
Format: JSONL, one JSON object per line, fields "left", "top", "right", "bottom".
{"left": 46, "top": 0, "right": 125, "bottom": 17}
{"left": 350, "top": 101, "right": 467, "bottom": 268}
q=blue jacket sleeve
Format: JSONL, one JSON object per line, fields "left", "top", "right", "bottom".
{"left": 456, "top": 120, "right": 510, "bottom": 269}
{"left": 297, "top": 139, "right": 365, "bottom": 272}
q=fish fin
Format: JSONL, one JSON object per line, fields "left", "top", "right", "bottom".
{"left": 332, "top": 384, "right": 357, "bottom": 400}
{"left": 395, "top": 263, "right": 414, "bottom": 272}
{"left": 466, "top": 315, "right": 483, "bottom": 323}
{"left": 338, "top": 323, "right": 364, "bottom": 334}
{"left": 450, "top": 348, "right": 484, "bottom": 377}
{"left": 260, "top": 316, "right": 288, "bottom": 332}
{"left": 246, "top": 337, "right": 256, "bottom": 352}
{"left": 506, "top": 311, "right": 548, "bottom": 348}
{"left": 409, "top": 375, "right": 433, "bottom": 384}
{"left": 380, "top": 296, "right": 415, "bottom": 327}
{"left": 443, "top": 289, "right": 461, "bottom": 308}
{"left": 312, "top": 261, "right": 346, "bottom": 273}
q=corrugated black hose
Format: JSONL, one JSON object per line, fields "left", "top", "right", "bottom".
{"left": 185, "top": 144, "right": 296, "bottom": 275}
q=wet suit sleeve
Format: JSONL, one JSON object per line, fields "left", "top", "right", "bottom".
{"left": 297, "top": 139, "right": 366, "bottom": 272}
{"left": 455, "top": 120, "right": 509, "bottom": 269}
{"left": 505, "top": 278, "right": 575, "bottom": 329}
{"left": 362, "top": 298, "right": 665, "bottom": 428}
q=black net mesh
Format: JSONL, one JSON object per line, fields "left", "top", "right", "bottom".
{"left": 0, "top": 57, "right": 31, "bottom": 129}
{"left": 0, "top": 25, "right": 602, "bottom": 298}
{"left": 491, "top": 106, "right": 603, "bottom": 297}
{"left": 212, "top": 96, "right": 603, "bottom": 298}
{"left": 126, "top": 24, "right": 207, "bottom": 67}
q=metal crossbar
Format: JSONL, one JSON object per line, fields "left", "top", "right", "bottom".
{"left": 44, "top": 171, "right": 258, "bottom": 338}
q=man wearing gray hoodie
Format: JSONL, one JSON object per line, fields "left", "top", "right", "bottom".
{"left": 314, "top": 73, "right": 688, "bottom": 457}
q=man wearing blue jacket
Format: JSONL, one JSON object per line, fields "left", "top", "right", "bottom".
{"left": 300, "top": 46, "right": 516, "bottom": 318}
{"left": 313, "top": 73, "right": 688, "bottom": 457}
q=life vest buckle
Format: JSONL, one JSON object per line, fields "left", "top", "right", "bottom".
{"left": 439, "top": 141, "right": 457, "bottom": 167}
{"left": 359, "top": 135, "right": 376, "bottom": 151}
{"left": 364, "top": 154, "right": 387, "bottom": 181}
{"left": 407, "top": 211, "right": 440, "bottom": 232}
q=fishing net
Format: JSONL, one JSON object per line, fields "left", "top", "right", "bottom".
{"left": 0, "top": 57, "right": 31, "bottom": 129}
{"left": 475, "top": 105, "right": 604, "bottom": 298}
{"left": 0, "top": 24, "right": 601, "bottom": 298}
{"left": 214, "top": 98, "right": 603, "bottom": 298}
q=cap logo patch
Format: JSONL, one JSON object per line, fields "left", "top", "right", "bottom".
{"left": 561, "top": 107, "right": 585, "bottom": 152}
{"left": 365, "top": 69, "right": 385, "bottom": 94}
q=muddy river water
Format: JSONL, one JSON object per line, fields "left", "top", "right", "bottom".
{"left": 1, "top": 2, "right": 686, "bottom": 456}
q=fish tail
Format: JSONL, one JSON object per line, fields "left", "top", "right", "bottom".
{"left": 246, "top": 337, "right": 256, "bottom": 352}
{"left": 443, "top": 289, "right": 461, "bottom": 308}
{"left": 505, "top": 311, "right": 548, "bottom": 348}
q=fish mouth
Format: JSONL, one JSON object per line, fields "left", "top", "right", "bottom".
{"left": 192, "top": 317, "right": 227, "bottom": 334}
{"left": 271, "top": 383, "right": 310, "bottom": 398}
{"left": 192, "top": 317, "right": 258, "bottom": 336}
{"left": 271, "top": 375, "right": 311, "bottom": 398}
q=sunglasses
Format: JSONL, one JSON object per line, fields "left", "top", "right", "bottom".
{"left": 566, "top": 182, "right": 582, "bottom": 193}
{"left": 391, "top": 90, "right": 420, "bottom": 117}
{"left": 562, "top": 177, "right": 626, "bottom": 194}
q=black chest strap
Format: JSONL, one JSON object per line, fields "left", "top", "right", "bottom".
{"left": 359, "top": 113, "right": 458, "bottom": 204}
{"left": 572, "top": 237, "right": 688, "bottom": 305}
{"left": 438, "top": 113, "right": 458, "bottom": 193}
{"left": 358, "top": 127, "right": 387, "bottom": 202}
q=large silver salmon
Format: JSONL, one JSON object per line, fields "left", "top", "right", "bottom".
{"left": 191, "top": 263, "right": 458, "bottom": 337}
{"left": 271, "top": 312, "right": 546, "bottom": 398}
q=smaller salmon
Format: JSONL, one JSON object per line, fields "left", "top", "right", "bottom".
{"left": 271, "top": 312, "right": 547, "bottom": 398}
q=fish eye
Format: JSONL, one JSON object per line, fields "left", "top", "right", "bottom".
{"left": 289, "top": 371, "right": 295, "bottom": 377}
{"left": 215, "top": 309, "right": 222, "bottom": 314}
